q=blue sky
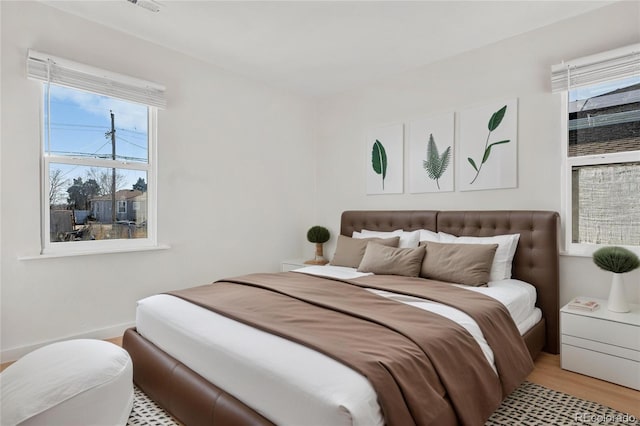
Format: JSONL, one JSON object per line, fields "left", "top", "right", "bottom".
{"left": 46, "top": 84, "right": 149, "bottom": 202}
{"left": 569, "top": 75, "right": 638, "bottom": 102}
{"left": 47, "top": 84, "right": 148, "bottom": 161}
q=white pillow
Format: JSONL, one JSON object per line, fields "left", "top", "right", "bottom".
{"left": 418, "top": 229, "right": 440, "bottom": 243}
{"left": 437, "top": 231, "right": 457, "bottom": 243}
{"left": 354, "top": 229, "right": 420, "bottom": 248}
{"left": 444, "top": 234, "right": 520, "bottom": 281}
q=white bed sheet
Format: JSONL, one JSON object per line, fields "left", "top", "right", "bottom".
{"left": 137, "top": 294, "right": 382, "bottom": 426}
{"left": 137, "top": 266, "right": 540, "bottom": 426}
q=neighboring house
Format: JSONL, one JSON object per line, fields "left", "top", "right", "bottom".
{"left": 568, "top": 83, "right": 640, "bottom": 156}
{"left": 90, "top": 189, "right": 147, "bottom": 224}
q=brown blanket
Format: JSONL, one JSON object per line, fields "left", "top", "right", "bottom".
{"left": 168, "top": 272, "right": 533, "bottom": 426}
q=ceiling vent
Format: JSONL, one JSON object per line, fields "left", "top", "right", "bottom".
{"left": 126, "top": 0, "right": 161, "bottom": 13}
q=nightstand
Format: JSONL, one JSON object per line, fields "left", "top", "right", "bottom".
{"left": 281, "top": 259, "right": 308, "bottom": 272}
{"left": 560, "top": 297, "right": 640, "bottom": 390}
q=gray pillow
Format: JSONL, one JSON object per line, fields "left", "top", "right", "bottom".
{"left": 331, "top": 235, "right": 400, "bottom": 268}
{"left": 357, "top": 243, "right": 426, "bottom": 277}
{"left": 420, "top": 241, "right": 498, "bottom": 286}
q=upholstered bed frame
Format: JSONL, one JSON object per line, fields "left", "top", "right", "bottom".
{"left": 123, "top": 209, "right": 559, "bottom": 426}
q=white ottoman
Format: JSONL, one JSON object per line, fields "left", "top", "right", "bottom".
{"left": 1, "top": 339, "right": 133, "bottom": 426}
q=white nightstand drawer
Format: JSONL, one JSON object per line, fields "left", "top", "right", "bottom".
{"left": 562, "top": 312, "right": 640, "bottom": 351}
{"left": 562, "top": 335, "right": 640, "bottom": 362}
{"left": 561, "top": 344, "right": 640, "bottom": 390}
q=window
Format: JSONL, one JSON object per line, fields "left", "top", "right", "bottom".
{"left": 27, "top": 50, "right": 165, "bottom": 255}
{"left": 553, "top": 44, "right": 640, "bottom": 255}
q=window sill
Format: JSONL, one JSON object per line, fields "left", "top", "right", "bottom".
{"left": 18, "top": 244, "right": 171, "bottom": 260}
{"left": 559, "top": 251, "right": 593, "bottom": 258}
{"left": 560, "top": 246, "right": 640, "bottom": 258}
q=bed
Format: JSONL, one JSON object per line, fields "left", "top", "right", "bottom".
{"left": 123, "top": 210, "right": 559, "bottom": 426}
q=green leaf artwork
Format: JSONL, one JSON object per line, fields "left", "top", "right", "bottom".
{"left": 487, "top": 105, "right": 507, "bottom": 131}
{"left": 468, "top": 105, "right": 511, "bottom": 184}
{"left": 468, "top": 157, "right": 478, "bottom": 172}
{"left": 371, "top": 139, "right": 388, "bottom": 190}
{"left": 422, "top": 133, "right": 451, "bottom": 190}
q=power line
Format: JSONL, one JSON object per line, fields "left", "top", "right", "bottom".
{"left": 50, "top": 122, "right": 107, "bottom": 129}
{"left": 50, "top": 123, "right": 147, "bottom": 137}
{"left": 116, "top": 127, "right": 147, "bottom": 137}
{"left": 50, "top": 127, "right": 106, "bottom": 133}
{"left": 117, "top": 135, "right": 147, "bottom": 151}
{"left": 54, "top": 141, "right": 112, "bottom": 180}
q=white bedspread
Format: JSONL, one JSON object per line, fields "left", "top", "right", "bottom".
{"left": 136, "top": 266, "right": 540, "bottom": 426}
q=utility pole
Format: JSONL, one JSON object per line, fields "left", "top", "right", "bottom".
{"left": 110, "top": 111, "right": 116, "bottom": 224}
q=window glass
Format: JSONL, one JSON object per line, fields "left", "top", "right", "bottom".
{"left": 566, "top": 74, "right": 640, "bottom": 251}
{"left": 45, "top": 84, "right": 150, "bottom": 245}
{"left": 571, "top": 162, "right": 640, "bottom": 245}
{"left": 46, "top": 85, "right": 149, "bottom": 162}
{"left": 568, "top": 76, "right": 640, "bottom": 157}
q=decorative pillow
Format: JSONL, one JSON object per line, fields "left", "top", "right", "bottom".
{"left": 354, "top": 229, "right": 420, "bottom": 248}
{"left": 445, "top": 234, "right": 520, "bottom": 281}
{"left": 331, "top": 235, "right": 400, "bottom": 268}
{"left": 357, "top": 243, "right": 426, "bottom": 277}
{"left": 420, "top": 241, "right": 498, "bottom": 286}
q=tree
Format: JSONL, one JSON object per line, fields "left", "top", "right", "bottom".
{"left": 67, "top": 178, "right": 101, "bottom": 210}
{"left": 86, "top": 167, "right": 126, "bottom": 196}
{"left": 132, "top": 177, "right": 147, "bottom": 192}
{"left": 49, "top": 168, "right": 68, "bottom": 206}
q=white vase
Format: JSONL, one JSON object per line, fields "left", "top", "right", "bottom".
{"left": 607, "top": 273, "right": 630, "bottom": 313}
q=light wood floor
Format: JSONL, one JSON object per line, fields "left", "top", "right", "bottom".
{"left": 526, "top": 352, "right": 639, "bottom": 418}
{"left": 2, "top": 338, "right": 638, "bottom": 417}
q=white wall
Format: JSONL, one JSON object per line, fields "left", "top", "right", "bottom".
{"left": 313, "top": 1, "right": 640, "bottom": 306}
{"left": 0, "top": 1, "right": 317, "bottom": 360}
{"left": 2, "top": 1, "right": 639, "bottom": 362}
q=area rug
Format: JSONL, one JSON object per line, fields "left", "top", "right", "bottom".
{"left": 127, "top": 381, "right": 638, "bottom": 425}
{"left": 485, "top": 381, "right": 637, "bottom": 425}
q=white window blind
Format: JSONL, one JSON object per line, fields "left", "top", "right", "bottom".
{"left": 26, "top": 49, "right": 166, "bottom": 109}
{"left": 551, "top": 43, "right": 640, "bottom": 93}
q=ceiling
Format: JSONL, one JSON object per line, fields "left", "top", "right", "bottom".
{"left": 42, "top": 1, "right": 614, "bottom": 97}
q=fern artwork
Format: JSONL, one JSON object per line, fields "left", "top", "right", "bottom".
{"left": 371, "top": 139, "right": 388, "bottom": 190}
{"left": 423, "top": 133, "right": 451, "bottom": 190}
{"left": 408, "top": 112, "right": 454, "bottom": 193}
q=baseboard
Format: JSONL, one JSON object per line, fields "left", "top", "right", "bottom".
{"left": 0, "top": 321, "right": 135, "bottom": 363}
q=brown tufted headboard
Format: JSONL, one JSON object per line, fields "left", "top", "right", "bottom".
{"left": 340, "top": 210, "right": 560, "bottom": 354}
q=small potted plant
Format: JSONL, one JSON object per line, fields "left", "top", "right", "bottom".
{"left": 592, "top": 246, "right": 640, "bottom": 312}
{"left": 305, "top": 226, "right": 330, "bottom": 265}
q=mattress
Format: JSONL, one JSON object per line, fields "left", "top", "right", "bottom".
{"left": 136, "top": 267, "right": 540, "bottom": 426}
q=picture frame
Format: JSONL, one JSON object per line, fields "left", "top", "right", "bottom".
{"left": 408, "top": 112, "right": 455, "bottom": 193}
{"left": 458, "top": 99, "right": 518, "bottom": 191}
{"left": 366, "top": 123, "right": 404, "bottom": 194}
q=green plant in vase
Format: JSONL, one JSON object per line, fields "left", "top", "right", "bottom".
{"left": 305, "top": 226, "right": 330, "bottom": 265}
{"left": 592, "top": 246, "right": 640, "bottom": 312}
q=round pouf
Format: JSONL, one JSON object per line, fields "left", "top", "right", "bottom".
{"left": 1, "top": 339, "right": 133, "bottom": 426}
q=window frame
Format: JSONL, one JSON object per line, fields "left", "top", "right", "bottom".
{"left": 559, "top": 90, "right": 640, "bottom": 257}
{"left": 40, "top": 85, "right": 159, "bottom": 256}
